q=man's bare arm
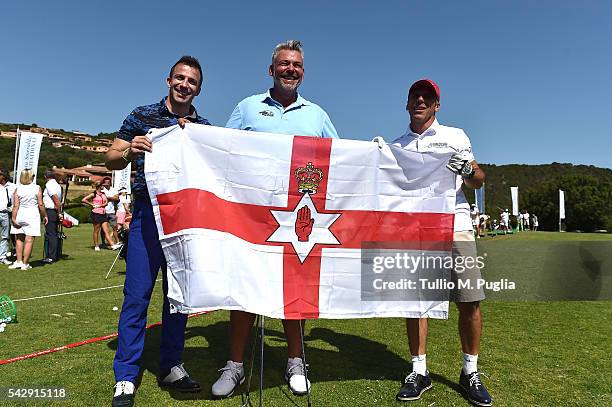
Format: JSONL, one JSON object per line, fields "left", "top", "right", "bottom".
{"left": 464, "top": 160, "right": 485, "bottom": 190}
{"left": 106, "top": 139, "right": 132, "bottom": 170}
{"left": 105, "top": 136, "right": 152, "bottom": 170}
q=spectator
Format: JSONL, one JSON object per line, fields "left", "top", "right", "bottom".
{"left": 9, "top": 169, "right": 48, "bottom": 270}
{"left": 470, "top": 204, "right": 480, "bottom": 238}
{"left": 42, "top": 169, "right": 63, "bottom": 263}
{"left": 101, "top": 176, "right": 120, "bottom": 245}
{"left": 0, "top": 170, "right": 17, "bottom": 259}
{"left": 532, "top": 213, "right": 539, "bottom": 231}
{"left": 82, "top": 182, "right": 120, "bottom": 251}
{"left": 116, "top": 188, "right": 132, "bottom": 231}
{"left": 500, "top": 209, "right": 509, "bottom": 233}
{"left": 479, "top": 214, "right": 489, "bottom": 235}
{"left": 0, "top": 170, "right": 12, "bottom": 265}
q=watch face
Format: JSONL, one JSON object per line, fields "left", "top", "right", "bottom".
{"left": 461, "top": 163, "right": 474, "bottom": 178}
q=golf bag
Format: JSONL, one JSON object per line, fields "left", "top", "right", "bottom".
{"left": 117, "top": 227, "right": 129, "bottom": 261}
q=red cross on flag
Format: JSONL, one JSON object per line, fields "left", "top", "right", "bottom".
{"left": 145, "top": 125, "right": 457, "bottom": 320}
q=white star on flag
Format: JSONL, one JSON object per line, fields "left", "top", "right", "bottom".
{"left": 267, "top": 193, "right": 341, "bottom": 263}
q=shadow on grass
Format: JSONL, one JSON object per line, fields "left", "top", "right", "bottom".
{"left": 107, "top": 321, "right": 415, "bottom": 401}
{"left": 429, "top": 372, "right": 465, "bottom": 399}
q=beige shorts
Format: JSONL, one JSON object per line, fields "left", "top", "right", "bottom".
{"left": 449, "top": 231, "right": 486, "bottom": 302}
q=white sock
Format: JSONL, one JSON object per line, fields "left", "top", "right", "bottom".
{"left": 411, "top": 354, "right": 427, "bottom": 375}
{"left": 463, "top": 353, "right": 478, "bottom": 374}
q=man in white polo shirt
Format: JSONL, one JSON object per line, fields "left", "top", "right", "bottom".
{"left": 42, "top": 169, "right": 63, "bottom": 263}
{"left": 392, "top": 79, "right": 492, "bottom": 406}
{"left": 500, "top": 209, "right": 509, "bottom": 233}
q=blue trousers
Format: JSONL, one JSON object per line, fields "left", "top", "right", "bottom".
{"left": 113, "top": 199, "right": 188, "bottom": 382}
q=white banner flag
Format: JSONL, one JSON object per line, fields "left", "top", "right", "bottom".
{"left": 559, "top": 189, "right": 565, "bottom": 220}
{"left": 15, "top": 131, "right": 44, "bottom": 185}
{"left": 145, "top": 125, "right": 458, "bottom": 320}
{"left": 511, "top": 186, "right": 519, "bottom": 216}
{"left": 475, "top": 184, "right": 485, "bottom": 214}
{"left": 113, "top": 163, "right": 131, "bottom": 193}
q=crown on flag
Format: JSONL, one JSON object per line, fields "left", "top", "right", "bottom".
{"left": 295, "top": 162, "right": 324, "bottom": 194}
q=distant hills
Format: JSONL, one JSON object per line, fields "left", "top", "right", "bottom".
{"left": 1, "top": 122, "right": 610, "bottom": 232}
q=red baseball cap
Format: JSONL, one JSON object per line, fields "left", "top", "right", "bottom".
{"left": 409, "top": 79, "right": 441, "bottom": 101}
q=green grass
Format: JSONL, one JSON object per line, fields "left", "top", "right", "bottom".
{"left": 0, "top": 228, "right": 611, "bottom": 406}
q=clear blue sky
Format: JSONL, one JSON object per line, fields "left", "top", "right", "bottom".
{"left": 2, "top": 1, "right": 611, "bottom": 168}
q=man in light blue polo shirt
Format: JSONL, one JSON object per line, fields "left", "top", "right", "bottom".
{"left": 212, "top": 40, "right": 337, "bottom": 399}
{"left": 225, "top": 42, "right": 337, "bottom": 139}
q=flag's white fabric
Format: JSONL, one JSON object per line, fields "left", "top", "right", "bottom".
{"left": 113, "top": 164, "right": 131, "bottom": 193}
{"left": 559, "top": 189, "right": 565, "bottom": 219}
{"left": 511, "top": 186, "right": 519, "bottom": 216}
{"left": 15, "top": 131, "right": 44, "bottom": 185}
{"left": 145, "top": 124, "right": 457, "bottom": 319}
{"left": 62, "top": 211, "right": 80, "bottom": 226}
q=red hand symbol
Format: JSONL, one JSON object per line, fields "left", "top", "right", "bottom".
{"left": 295, "top": 205, "right": 314, "bottom": 242}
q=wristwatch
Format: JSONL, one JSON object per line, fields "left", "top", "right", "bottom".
{"left": 461, "top": 162, "right": 475, "bottom": 179}
{"left": 121, "top": 148, "right": 132, "bottom": 163}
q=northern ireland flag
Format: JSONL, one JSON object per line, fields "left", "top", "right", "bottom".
{"left": 145, "top": 124, "right": 456, "bottom": 320}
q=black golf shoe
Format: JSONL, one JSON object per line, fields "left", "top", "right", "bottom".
{"left": 459, "top": 370, "right": 492, "bottom": 406}
{"left": 396, "top": 371, "right": 432, "bottom": 401}
{"left": 157, "top": 363, "right": 201, "bottom": 393}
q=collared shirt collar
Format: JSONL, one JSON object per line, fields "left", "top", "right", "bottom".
{"left": 263, "top": 89, "right": 310, "bottom": 110}
{"left": 406, "top": 118, "right": 440, "bottom": 139}
{"left": 158, "top": 97, "right": 198, "bottom": 119}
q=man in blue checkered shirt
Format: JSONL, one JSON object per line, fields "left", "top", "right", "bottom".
{"left": 105, "top": 56, "right": 210, "bottom": 407}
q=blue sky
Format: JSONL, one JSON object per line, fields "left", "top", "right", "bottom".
{"left": 2, "top": 1, "right": 611, "bottom": 168}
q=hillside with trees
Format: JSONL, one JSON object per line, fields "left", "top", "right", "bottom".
{"left": 464, "top": 163, "right": 612, "bottom": 232}
{"left": 0, "top": 138, "right": 104, "bottom": 183}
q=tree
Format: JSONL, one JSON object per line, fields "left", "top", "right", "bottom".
{"left": 523, "top": 175, "right": 612, "bottom": 232}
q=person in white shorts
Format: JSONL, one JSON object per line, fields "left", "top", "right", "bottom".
{"left": 392, "top": 79, "right": 492, "bottom": 406}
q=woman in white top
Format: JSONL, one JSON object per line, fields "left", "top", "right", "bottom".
{"left": 9, "top": 169, "right": 48, "bottom": 270}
